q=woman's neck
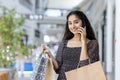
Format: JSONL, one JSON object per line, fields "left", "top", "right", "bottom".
{"left": 72, "top": 34, "right": 81, "bottom": 41}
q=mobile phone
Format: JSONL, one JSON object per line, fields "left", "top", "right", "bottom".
{"left": 82, "top": 21, "right": 86, "bottom": 28}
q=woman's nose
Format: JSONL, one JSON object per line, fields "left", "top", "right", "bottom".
{"left": 72, "top": 23, "right": 76, "bottom": 28}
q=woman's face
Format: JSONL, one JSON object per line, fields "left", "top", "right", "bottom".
{"left": 68, "top": 15, "right": 82, "bottom": 34}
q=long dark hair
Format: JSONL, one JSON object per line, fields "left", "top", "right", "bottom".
{"left": 62, "top": 10, "right": 96, "bottom": 41}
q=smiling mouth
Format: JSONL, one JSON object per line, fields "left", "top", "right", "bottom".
{"left": 72, "top": 28, "right": 78, "bottom": 32}
{"left": 73, "top": 29, "right": 76, "bottom": 32}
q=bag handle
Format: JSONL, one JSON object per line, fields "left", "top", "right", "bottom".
{"left": 76, "top": 46, "right": 91, "bottom": 69}
{"left": 76, "top": 40, "right": 92, "bottom": 68}
{"left": 76, "top": 58, "right": 90, "bottom": 69}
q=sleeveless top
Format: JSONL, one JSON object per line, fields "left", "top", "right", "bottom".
{"left": 55, "top": 40, "right": 99, "bottom": 80}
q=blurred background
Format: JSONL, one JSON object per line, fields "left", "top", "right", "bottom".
{"left": 0, "top": 0, "right": 120, "bottom": 80}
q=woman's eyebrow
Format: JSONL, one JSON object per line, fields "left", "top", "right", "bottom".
{"left": 68, "top": 19, "right": 79, "bottom": 22}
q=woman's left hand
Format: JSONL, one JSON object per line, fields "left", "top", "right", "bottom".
{"left": 78, "top": 27, "right": 87, "bottom": 43}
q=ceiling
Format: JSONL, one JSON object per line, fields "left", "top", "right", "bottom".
{"left": 18, "top": 0, "right": 84, "bottom": 42}
{"left": 46, "top": 0, "right": 84, "bottom": 10}
{"left": 19, "top": 0, "right": 84, "bottom": 14}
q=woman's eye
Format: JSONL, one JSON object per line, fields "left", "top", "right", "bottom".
{"left": 68, "top": 22, "right": 72, "bottom": 25}
{"left": 75, "top": 22, "right": 79, "bottom": 24}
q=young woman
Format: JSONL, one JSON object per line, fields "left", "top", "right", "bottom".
{"left": 41, "top": 10, "right": 99, "bottom": 80}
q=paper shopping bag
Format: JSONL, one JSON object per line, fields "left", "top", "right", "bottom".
{"left": 44, "top": 58, "right": 55, "bottom": 80}
{"left": 65, "top": 61, "right": 107, "bottom": 80}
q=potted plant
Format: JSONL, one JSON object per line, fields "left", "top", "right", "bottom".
{"left": 0, "top": 6, "right": 31, "bottom": 68}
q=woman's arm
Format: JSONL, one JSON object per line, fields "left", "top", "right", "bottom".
{"left": 40, "top": 44, "right": 59, "bottom": 70}
{"left": 80, "top": 40, "right": 99, "bottom": 62}
{"left": 78, "top": 27, "right": 89, "bottom": 61}
{"left": 40, "top": 42, "right": 64, "bottom": 73}
{"left": 47, "top": 51, "right": 59, "bottom": 69}
{"left": 80, "top": 39, "right": 89, "bottom": 61}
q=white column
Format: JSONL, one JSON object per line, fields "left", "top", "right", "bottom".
{"left": 106, "top": 0, "right": 113, "bottom": 73}
{"left": 31, "top": 0, "right": 36, "bottom": 14}
{"left": 98, "top": 23, "right": 102, "bottom": 62}
{"left": 115, "top": 0, "right": 120, "bottom": 79}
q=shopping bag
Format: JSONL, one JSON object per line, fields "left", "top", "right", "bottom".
{"left": 44, "top": 57, "right": 55, "bottom": 80}
{"left": 31, "top": 53, "right": 55, "bottom": 80}
{"left": 65, "top": 61, "right": 107, "bottom": 80}
{"left": 31, "top": 53, "right": 43, "bottom": 80}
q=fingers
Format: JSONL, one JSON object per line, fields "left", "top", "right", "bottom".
{"left": 43, "top": 49, "right": 50, "bottom": 54}
{"left": 40, "top": 44, "right": 50, "bottom": 53}
{"left": 40, "top": 44, "right": 52, "bottom": 57}
{"left": 40, "top": 44, "right": 47, "bottom": 52}
{"left": 77, "top": 27, "right": 86, "bottom": 34}
{"left": 43, "top": 49, "right": 51, "bottom": 57}
{"left": 41, "top": 44, "right": 46, "bottom": 49}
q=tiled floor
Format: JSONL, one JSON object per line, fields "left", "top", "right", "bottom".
{"left": 16, "top": 71, "right": 32, "bottom": 80}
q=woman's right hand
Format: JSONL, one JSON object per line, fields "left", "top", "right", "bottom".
{"left": 40, "top": 45, "right": 59, "bottom": 70}
{"left": 40, "top": 44, "right": 46, "bottom": 53}
{"left": 40, "top": 44, "right": 52, "bottom": 57}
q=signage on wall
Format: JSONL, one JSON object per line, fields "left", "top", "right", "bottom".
{"left": 35, "top": 29, "right": 40, "bottom": 38}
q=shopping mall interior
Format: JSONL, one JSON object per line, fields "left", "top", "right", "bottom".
{"left": 0, "top": 0, "right": 120, "bottom": 80}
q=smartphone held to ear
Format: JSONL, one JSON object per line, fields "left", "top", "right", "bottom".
{"left": 82, "top": 21, "right": 86, "bottom": 28}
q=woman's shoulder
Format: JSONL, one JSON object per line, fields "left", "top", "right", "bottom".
{"left": 88, "top": 39, "right": 99, "bottom": 47}
{"left": 88, "top": 39, "right": 98, "bottom": 45}
{"left": 89, "top": 39, "right": 98, "bottom": 43}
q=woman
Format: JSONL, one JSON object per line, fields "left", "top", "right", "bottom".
{"left": 41, "top": 10, "right": 99, "bottom": 80}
